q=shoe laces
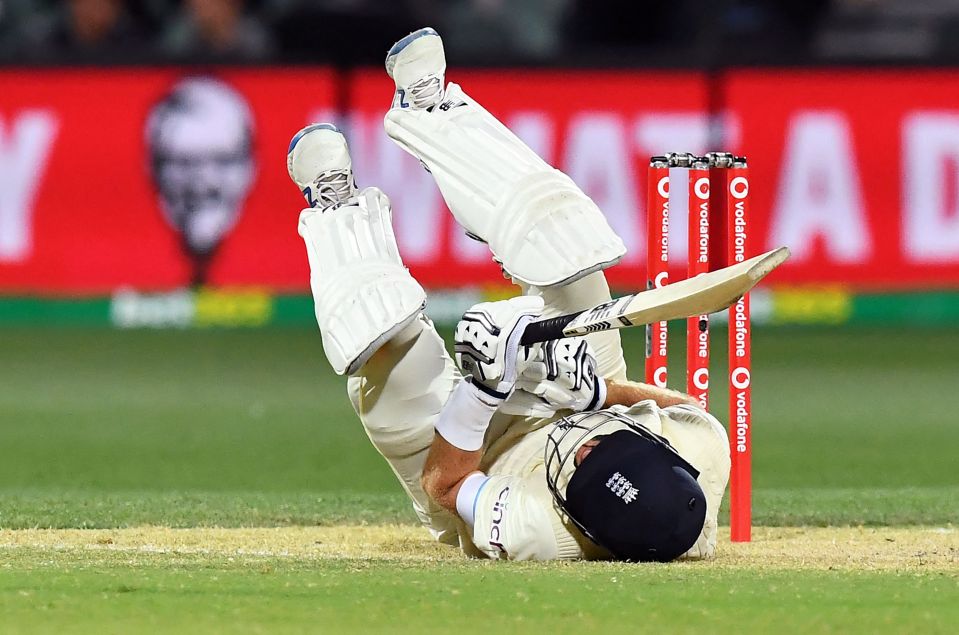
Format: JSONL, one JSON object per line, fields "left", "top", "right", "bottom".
{"left": 313, "top": 169, "right": 356, "bottom": 209}
{"left": 408, "top": 75, "right": 444, "bottom": 110}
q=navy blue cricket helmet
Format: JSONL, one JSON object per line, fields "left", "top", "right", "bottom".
{"left": 545, "top": 410, "right": 706, "bottom": 562}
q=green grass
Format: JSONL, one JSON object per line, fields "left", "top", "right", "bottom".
{"left": 2, "top": 549, "right": 957, "bottom": 635}
{"left": 0, "top": 490, "right": 416, "bottom": 529}
{"left": 1, "top": 326, "right": 958, "bottom": 528}
{"left": 2, "top": 326, "right": 958, "bottom": 632}
{"left": 3, "top": 487, "right": 958, "bottom": 530}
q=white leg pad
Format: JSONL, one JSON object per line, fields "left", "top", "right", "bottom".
{"left": 384, "top": 83, "right": 626, "bottom": 287}
{"left": 298, "top": 187, "right": 426, "bottom": 375}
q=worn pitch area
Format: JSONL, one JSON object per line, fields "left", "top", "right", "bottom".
{"left": 1, "top": 526, "right": 956, "bottom": 571}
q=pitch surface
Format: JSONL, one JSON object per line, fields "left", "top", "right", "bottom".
{"left": 1, "top": 527, "right": 956, "bottom": 633}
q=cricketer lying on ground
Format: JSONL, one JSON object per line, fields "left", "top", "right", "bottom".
{"left": 286, "top": 27, "right": 731, "bottom": 561}
{"left": 439, "top": 296, "right": 725, "bottom": 561}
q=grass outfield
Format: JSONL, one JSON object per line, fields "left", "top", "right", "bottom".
{"left": 2, "top": 527, "right": 956, "bottom": 634}
{"left": 1, "top": 326, "right": 958, "bottom": 632}
{"left": 1, "top": 326, "right": 957, "bottom": 526}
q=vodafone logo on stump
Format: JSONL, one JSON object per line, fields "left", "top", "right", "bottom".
{"left": 652, "top": 366, "right": 668, "bottom": 388}
{"left": 731, "top": 367, "right": 751, "bottom": 390}
{"left": 730, "top": 176, "right": 749, "bottom": 199}
{"left": 694, "top": 176, "right": 710, "bottom": 199}
{"left": 692, "top": 367, "right": 709, "bottom": 390}
{"left": 657, "top": 176, "right": 669, "bottom": 198}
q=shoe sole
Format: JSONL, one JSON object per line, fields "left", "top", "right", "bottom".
{"left": 288, "top": 122, "right": 343, "bottom": 155}
{"left": 385, "top": 27, "right": 440, "bottom": 77}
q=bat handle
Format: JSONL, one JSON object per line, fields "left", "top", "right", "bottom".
{"left": 520, "top": 312, "right": 581, "bottom": 345}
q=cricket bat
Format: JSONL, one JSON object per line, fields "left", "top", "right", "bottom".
{"left": 520, "top": 246, "right": 790, "bottom": 345}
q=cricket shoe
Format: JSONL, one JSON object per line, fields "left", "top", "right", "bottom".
{"left": 287, "top": 123, "right": 357, "bottom": 210}
{"left": 385, "top": 27, "right": 446, "bottom": 110}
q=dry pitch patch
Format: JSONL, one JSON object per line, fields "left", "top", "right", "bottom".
{"left": 1, "top": 525, "right": 956, "bottom": 571}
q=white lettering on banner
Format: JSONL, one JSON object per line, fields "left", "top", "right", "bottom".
{"left": 636, "top": 114, "right": 706, "bottom": 263}
{"left": 563, "top": 113, "right": 640, "bottom": 263}
{"left": 111, "top": 288, "right": 194, "bottom": 328}
{"left": 304, "top": 108, "right": 750, "bottom": 271}
{"left": 635, "top": 111, "right": 743, "bottom": 154}
{"left": 903, "top": 113, "right": 959, "bottom": 263}
{"left": 769, "top": 111, "right": 871, "bottom": 262}
{"left": 0, "top": 111, "right": 59, "bottom": 262}
{"left": 668, "top": 166, "right": 689, "bottom": 261}
{"left": 339, "top": 111, "right": 447, "bottom": 262}
{"left": 634, "top": 113, "right": 741, "bottom": 262}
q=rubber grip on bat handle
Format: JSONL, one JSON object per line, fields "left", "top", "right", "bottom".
{"left": 520, "top": 312, "right": 581, "bottom": 345}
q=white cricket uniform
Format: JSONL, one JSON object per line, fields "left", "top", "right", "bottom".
{"left": 346, "top": 271, "right": 626, "bottom": 546}
{"left": 321, "top": 72, "right": 727, "bottom": 561}
{"left": 465, "top": 401, "right": 730, "bottom": 561}
{"left": 345, "top": 271, "right": 729, "bottom": 560}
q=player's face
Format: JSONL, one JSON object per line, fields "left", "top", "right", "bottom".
{"left": 574, "top": 435, "right": 609, "bottom": 467}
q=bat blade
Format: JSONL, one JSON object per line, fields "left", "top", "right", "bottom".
{"left": 560, "top": 246, "right": 790, "bottom": 337}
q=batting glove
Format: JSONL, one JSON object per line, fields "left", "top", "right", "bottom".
{"left": 453, "top": 296, "right": 544, "bottom": 400}
{"left": 504, "top": 337, "right": 607, "bottom": 416}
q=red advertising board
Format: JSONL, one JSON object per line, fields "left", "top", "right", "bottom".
{"left": 342, "top": 68, "right": 709, "bottom": 289}
{"left": 0, "top": 68, "right": 330, "bottom": 292}
{"left": 2, "top": 67, "right": 959, "bottom": 293}
{"left": 727, "top": 69, "right": 959, "bottom": 289}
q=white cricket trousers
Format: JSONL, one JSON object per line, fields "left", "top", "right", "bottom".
{"left": 345, "top": 272, "right": 628, "bottom": 542}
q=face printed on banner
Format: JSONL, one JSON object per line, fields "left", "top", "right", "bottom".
{"left": 146, "top": 77, "right": 255, "bottom": 282}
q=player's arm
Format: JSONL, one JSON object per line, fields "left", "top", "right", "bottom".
{"left": 603, "top": 379, "right": 700, "bottom": 409}
{"left": 421, "top": 296, "right": 543, "bottom": 520}
{"left": 423, "top": 433, "right": 562, "bottom": 561}
{"left": 421, "top": 434, "right": 484, "bottom": 518}
{"left": 509, "top": 337, "right": 697, "bottom": 415}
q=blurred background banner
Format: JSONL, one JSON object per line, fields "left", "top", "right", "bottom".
{"left": 338, "top": 68, "right": 711, "bottom": 290}
{"left": 728, "top": 69, "right": 959, "bottom": 289}
{"left": 0, "top": 67, "right": 335, "bottom": 292}
{"left": 3, "top": 67, "right": 959, "bottom": 298}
